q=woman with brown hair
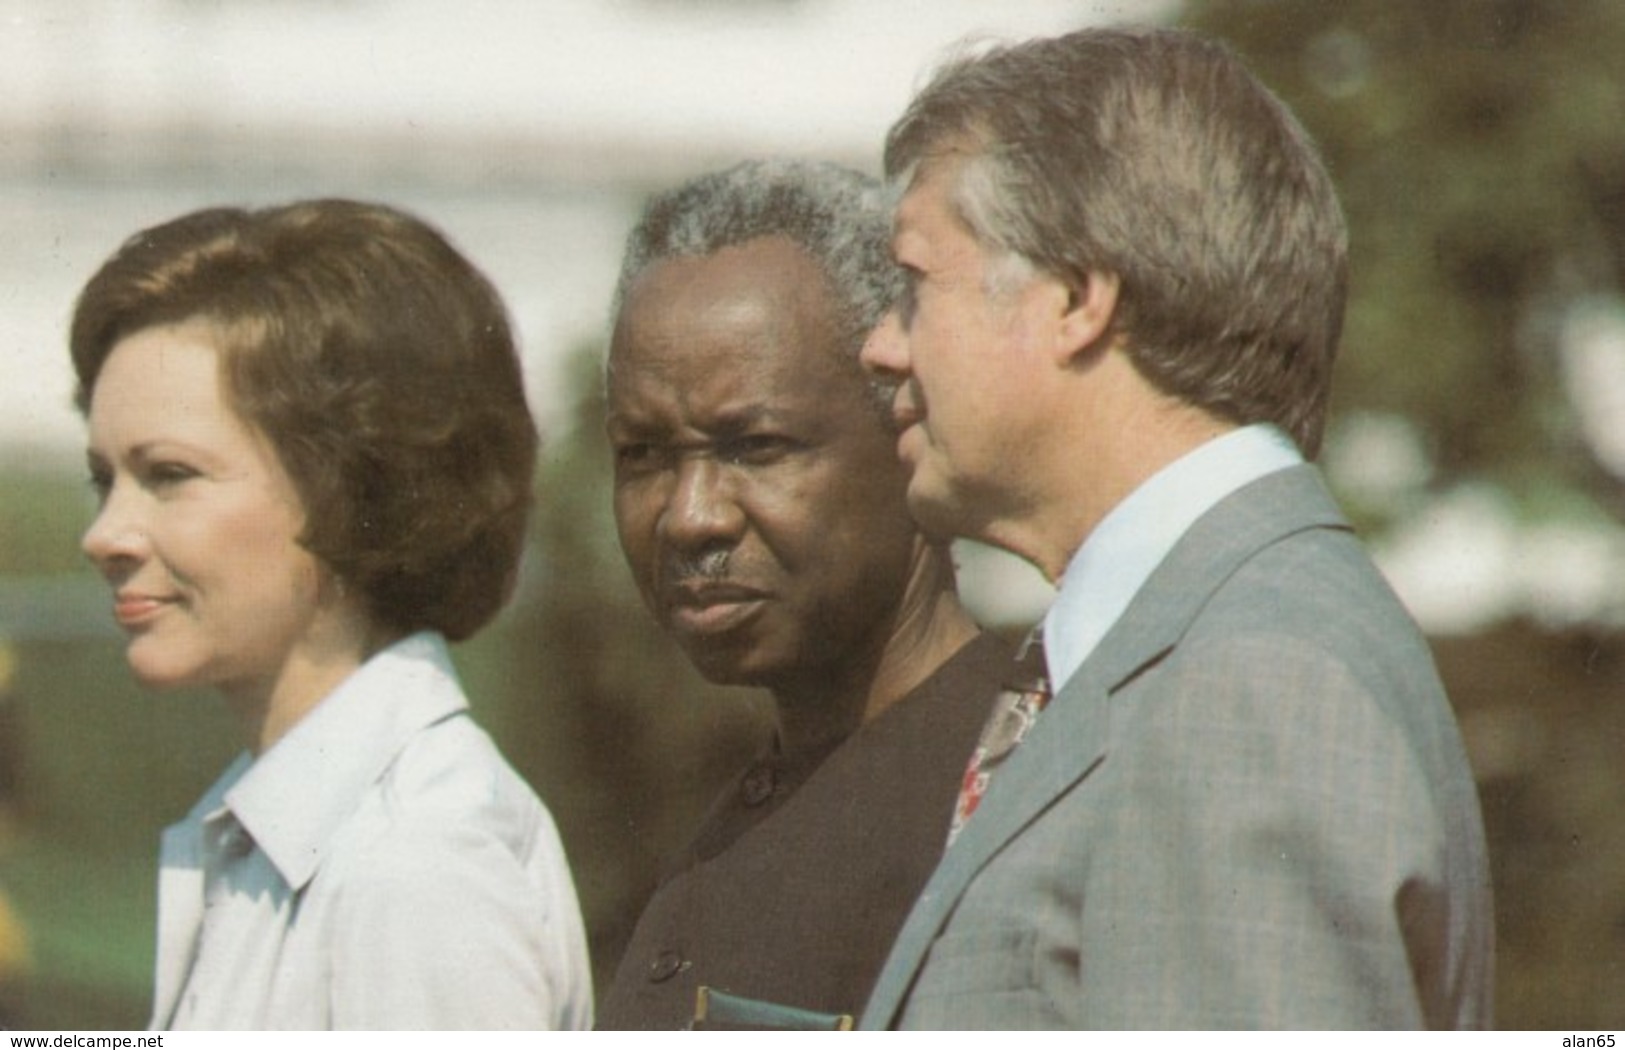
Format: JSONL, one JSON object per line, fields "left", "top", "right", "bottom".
{"left": 72, "top": 200, "right": 591, "bottom": 1030}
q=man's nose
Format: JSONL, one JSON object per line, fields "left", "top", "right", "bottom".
{"left": 860, "top": 308, "right": 911, "bottom": 378}
{"left": 660, "top": 456, "right": 745, "bottom": 550}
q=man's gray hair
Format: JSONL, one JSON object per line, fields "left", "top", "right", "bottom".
{"left": 885, "top": 27, "right": 1347, "bottom": 457}
{"left": 612, "top": 159, "right": 902, "bottom": 358}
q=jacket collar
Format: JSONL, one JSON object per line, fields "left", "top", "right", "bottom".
{"left": 861, "top": 464, "right": 1351, "bottom": 1028}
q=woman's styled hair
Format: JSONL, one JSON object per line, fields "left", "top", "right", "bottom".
{"left": 886, "top": 27, "right": 1348, "bottom": 457}
{"left": 70, "top": 199, "right": 538, "bottom": 641}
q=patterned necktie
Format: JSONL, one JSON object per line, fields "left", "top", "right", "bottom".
{"left": 946, "top": 627, "right": 1052, "bottom": 847}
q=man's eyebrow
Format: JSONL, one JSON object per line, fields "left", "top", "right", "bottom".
{"left": 607, "top": 402, "right": 788, "bottom": 437}
{"left": 707, "top": 404, "right": 781, "bottom": 436}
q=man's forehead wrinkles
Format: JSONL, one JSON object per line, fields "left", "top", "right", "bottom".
{"left": 607, "top": 392, "right": 787, "bottom": 435}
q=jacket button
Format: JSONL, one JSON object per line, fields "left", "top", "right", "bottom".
{"left": 648, "top": 950, "right": 685, "bottom": 983}
{"left": 740, "top": 765, "right": 776, "bottom": 806}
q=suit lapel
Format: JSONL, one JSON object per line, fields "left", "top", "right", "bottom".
{"left": 861, "top": 465, "right": 1351, "bottom": 1028}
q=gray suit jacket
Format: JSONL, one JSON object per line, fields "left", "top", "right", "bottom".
{"left": 860, "top": 466, "right": 1494, "bottom": 1029}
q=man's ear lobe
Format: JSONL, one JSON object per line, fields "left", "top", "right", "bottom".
{"left": 1057, "top": 270, "right": 1121, "bottom": 363}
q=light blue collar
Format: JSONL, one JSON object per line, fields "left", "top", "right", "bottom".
{"left": 1043, "top": 424, "right": 1302, "bottom": 692}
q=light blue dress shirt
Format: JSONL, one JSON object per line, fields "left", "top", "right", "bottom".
{"left": 1043, "top": 424, "right": 1303, "bottom": 693}
{"left": 151, "top": 631, "right": 593, "bottom": 1030}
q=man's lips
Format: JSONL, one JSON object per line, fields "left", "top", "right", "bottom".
{"left": 664, "top": 583, "right": 767, "bottom": 636}
{"left": 890, "top": 384, "right": 925, "bottom": 432}
{"left": 113, "top": 592, "right": 176, "bottom": 627}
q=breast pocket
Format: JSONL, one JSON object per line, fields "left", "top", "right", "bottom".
{"left": 900, "top": 925, "right": 1063, "bottom": 1028}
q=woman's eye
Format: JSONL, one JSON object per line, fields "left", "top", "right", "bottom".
{"left": 147, "top": 462, "right": 200, "bottom": 488}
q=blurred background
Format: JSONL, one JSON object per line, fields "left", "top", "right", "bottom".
{"left": 2, "top": 0, "right": 1622, "bottom": 1030}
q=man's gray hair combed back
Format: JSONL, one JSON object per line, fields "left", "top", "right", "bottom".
{"left": 612, "top": 159, "right": 902, "bottom": 358}
{"left": 884, "top": 27, "right": 1347, "bottom": 457}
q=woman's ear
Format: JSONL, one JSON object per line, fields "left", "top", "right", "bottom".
{"left": 1055, "top": 270, "right": 1121, "bottom": 365}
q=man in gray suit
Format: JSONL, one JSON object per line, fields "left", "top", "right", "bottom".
{"left": 859, "top": 27, "right": 1495, "bottom": 1028}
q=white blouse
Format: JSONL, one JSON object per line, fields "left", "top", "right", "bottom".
{"left": 149, "top": 632, "right": 593, "bottom": 1030}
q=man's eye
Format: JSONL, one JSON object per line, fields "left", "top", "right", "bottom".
{"left": 613, "top": 442, "right": 660, "bottom": 471}
{"left": 897, "top": 267, "right": 921, "bottom": 327}
{"left": 721, "top": 435, "right": 792, "bottom": 466}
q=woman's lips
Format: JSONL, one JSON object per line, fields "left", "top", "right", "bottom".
{"left": 113, "top": 593, "right": 174, "bottom": 627}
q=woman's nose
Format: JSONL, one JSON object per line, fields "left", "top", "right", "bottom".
{"left": 81, "top": 481, "right": 146, "bottom": 572}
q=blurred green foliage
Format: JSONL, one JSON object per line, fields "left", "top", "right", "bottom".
{"left": 0, "top": 474, "right": 97, "bottom": 576}
{"left": 1185, "top": 0, "right": 1625, "bottom": 528}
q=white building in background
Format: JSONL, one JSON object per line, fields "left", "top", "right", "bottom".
{"left": 1, "top": 0, "right": 1172, "bottom": 462}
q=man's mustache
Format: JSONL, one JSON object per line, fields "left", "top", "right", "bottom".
{"left": 666, "top": 547, "right": 732, "bottom": 582}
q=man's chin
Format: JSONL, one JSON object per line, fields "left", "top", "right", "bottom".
{"left": 680, "top": 641, "right": 773, "bottom": 689}
{"left": 905, "top": 476, "right": 970, "bottom": 545}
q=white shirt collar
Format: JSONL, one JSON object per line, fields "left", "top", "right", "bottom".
{"left": 188, "top": 631, "right": 468, "bottom": 890}
{"left": 1043, "top": 424, "right": 1302, "bottom": 692}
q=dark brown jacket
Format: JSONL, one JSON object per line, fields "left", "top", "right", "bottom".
{"left": 598, "top": 631, "right": 1011, "bottom": 1029}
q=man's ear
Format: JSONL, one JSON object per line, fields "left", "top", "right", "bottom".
{"left": 1055, "top": 270, "right": 1121, "bottom": 365}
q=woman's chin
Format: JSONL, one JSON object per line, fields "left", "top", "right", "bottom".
{"left": 124, "top": 647, "right": 205, "bottom": 693}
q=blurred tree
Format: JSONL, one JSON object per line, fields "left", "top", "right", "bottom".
{"left": 1183, "top": 0, "right": 1625, "bottom": 529}
{"left": 0, "top": 885, "right": 27, "bottom": 1025}
{"left": 0, "top": 638, "right": 27, "bottom": 1024}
